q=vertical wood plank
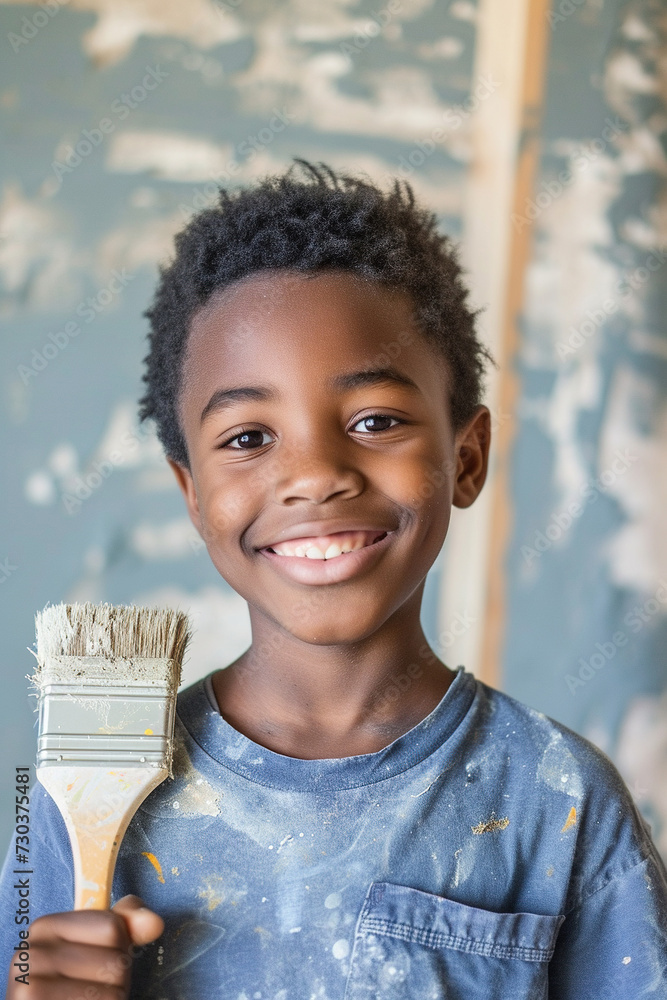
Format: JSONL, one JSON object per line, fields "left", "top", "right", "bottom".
{"left": 437, "top": 0, "right": 552, "bottom": 686}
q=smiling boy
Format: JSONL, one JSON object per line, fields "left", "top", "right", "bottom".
{"left": 3, "top": 159, "right": 667, "bottom": 999}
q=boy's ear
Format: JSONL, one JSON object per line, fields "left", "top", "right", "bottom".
{"left": 452, "top": 406, "right": 491, "bottom": 509}
{"left": 167, "top": 458, "right": 203, "bottom": 535}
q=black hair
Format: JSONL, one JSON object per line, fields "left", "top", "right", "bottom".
{"left": 139, "top": 158, "right": 495, "bottom": 468}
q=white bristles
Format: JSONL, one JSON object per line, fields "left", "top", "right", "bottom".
{"left": 35, "top": 602, "right": 191, "bottom": 667}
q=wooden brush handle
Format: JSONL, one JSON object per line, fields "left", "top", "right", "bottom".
{"left": 37, "top": 765, "right": 167, "bottom": 909}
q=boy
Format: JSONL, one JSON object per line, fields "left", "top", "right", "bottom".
{"left": 3, "top": 159, "right": 667, "bottom": 999}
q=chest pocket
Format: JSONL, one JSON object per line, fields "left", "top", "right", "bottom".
{"left": 343, "top": 882, "right": 564, "bottom": 1000}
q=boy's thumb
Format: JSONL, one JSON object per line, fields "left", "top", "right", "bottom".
{"left": 112, "top": 894, "right": 165, "bottom": 945}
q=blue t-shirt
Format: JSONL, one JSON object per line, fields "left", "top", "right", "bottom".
{"left": 2, "top": 666, "right": 667, "bottom": 998}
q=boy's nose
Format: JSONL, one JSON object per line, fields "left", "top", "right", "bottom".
{"left": 270, "top": 442, "right": 364, "bottom": 505}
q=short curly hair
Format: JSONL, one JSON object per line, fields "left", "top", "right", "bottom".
{"left": 139, "top": 158, "right": 494, "bottom": 468}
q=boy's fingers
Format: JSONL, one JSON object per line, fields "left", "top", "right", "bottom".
{"left": 29, "top": 940, "right": 132, "bottom": 985}
{"left": 112, "top": 894, "right": 165, "bottom": 946}
{"left": 30, "top": 910, "right": 132, "bottom": 950}
{"left": 11, "top": 978, "right": 128, "bottom": 1000}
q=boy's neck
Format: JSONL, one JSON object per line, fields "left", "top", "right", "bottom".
{"left": 210, "top": 602, "right": 456, "bottom": 759}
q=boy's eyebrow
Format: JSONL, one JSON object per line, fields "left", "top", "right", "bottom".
{"left": 331, "top": 367, "right": 421, "bottom": 394}
{"left": 201, "top": 386, "right": 273, "bottom": 424}
{"left": 200, "top": 367, "right": 420, "bottom": 424}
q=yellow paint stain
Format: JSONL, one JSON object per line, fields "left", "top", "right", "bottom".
{"left": 472, "top": 815, "right": 510, "bottom": 835}
{"left": 144, "top": 728, "right": 154, "bottom": 735}
{"left": 198, "top": 882, "right": 224, "bottom": 911}
{"left": 561, "top": 806, "right": 577, "bottom": 833}
{"left": 546, "top": 866, "right": 554, "bottom": 877}
{"left": 254, "top": 926, "right": 272, "bottom": 947}
{"left": 141, "top": 852, "right": 165, "bottom": 884}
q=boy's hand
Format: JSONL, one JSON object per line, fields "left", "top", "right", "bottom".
{"left": 6, "top": 894, "right": 164, "bottom": 998}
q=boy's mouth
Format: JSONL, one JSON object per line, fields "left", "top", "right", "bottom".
{"left": 264, "top": 529, "right": 387, "bottom": 560}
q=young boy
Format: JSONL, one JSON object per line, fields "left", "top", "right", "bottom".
{"left": 3, "top": 159, "right": 667, "bottom": 999}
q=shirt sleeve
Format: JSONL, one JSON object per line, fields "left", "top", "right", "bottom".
{"left": 548, "top": 851, "right": 667, "bottom": 998}
{"left": 0, "top": 782, "right": 74, "bottom": 990}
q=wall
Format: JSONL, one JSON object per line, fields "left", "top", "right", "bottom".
{"left": 504, "top": 0, "right": 667, "bottom": 855}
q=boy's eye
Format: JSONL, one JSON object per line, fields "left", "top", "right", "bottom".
{"left": 223, "top": 429, "right": 272, "bottom": 450}
{"left": 351, "top": 414, "right": 401, "bottom": 433}
{"left": 220, "top": 413, "right": 402, "bottom": 451}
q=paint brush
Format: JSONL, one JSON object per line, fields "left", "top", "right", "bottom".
{"left": 31, "top": 602, "right": 191, "bottom": 910}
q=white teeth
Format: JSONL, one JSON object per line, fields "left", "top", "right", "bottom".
{"left": 269, "top": 531, "right": 383, "bottom": 558}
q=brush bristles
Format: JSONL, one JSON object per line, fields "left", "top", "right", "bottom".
{"left": 35, "top": 602, "right": 191, "bottom": 666}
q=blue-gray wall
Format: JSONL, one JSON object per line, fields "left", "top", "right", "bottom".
{"left": 505, "top": 0, "right": 667, "bottom": 857}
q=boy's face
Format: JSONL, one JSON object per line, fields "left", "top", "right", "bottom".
{"left": 170, "top": 269, "right": 490, "bottom": 646}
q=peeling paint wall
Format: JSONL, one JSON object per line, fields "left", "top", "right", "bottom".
{"left": 505, "top": 0, "right": 667, "bottom": 855}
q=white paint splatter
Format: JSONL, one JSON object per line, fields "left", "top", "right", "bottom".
{"left": 5, "top": 0, "right": 247, "bottom": 67}
{"left": 107, "top": 130, "right": 235, "bottom": 182}
{"left": 532, "top": 719, "right": 584, "bottom": 800}
{"left": 449, "top": 1, "right": 477, "bottom": 21}
{"left": 451, "top": 844, "right": 476, "bottom": 888}
{"left": 48, "top": 443, "right": 78, "bottom": 477}
{"left": 599, "top": 368, "right": 667, "bottom": 592}
{"left": 417, "top": 36, "right": 464, "bottom": 60}
{"left": 0, "top": 184, "right": 79, "bottom": 316}
{"left": 131, "top": 519, "right": 202, "bottom": 560}
{"left": 332, "top": 938, "right": 349, "bottom": 959}
{"left": 151, "top": 721, "right": 222, "bottom": 816}
{"left": 24, "top": 470, "right": 56, "bottom": 505}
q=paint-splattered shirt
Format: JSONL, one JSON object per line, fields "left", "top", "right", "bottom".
{"left": 2, "top": 666, "right": 667, "bottom": 998}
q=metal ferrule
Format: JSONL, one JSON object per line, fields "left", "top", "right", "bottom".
{"left": 36, "top": 680, "right": 176, "bottom": 767}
